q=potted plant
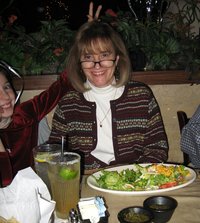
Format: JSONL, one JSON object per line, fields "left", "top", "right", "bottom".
{"left": 101, "top": 0, "right": 200, "bottom": 77}
{"left": 0, "top": 0, "right": 200, "bottom": 80}
{"left": 0, "top": 18, "right": 75, "bottom": 75}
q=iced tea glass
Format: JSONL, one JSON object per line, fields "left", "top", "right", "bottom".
{"left": 47, "top": 152, "right": 81, "bottom": 219}
{"left": 33, "top": 144, "right": 61, "bottom": 194}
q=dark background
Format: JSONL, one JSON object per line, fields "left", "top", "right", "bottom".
{"left": 2, "top": 0, "right": 130, "bottom": 32}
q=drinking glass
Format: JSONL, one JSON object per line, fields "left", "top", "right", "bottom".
{"left": 33, "top": 144, "right": 61, "bottom": 194}
{"left": 47, "top": 152, "right": 81, "bottom": 219}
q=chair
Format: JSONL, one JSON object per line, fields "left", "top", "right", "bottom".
{"left": 177, "top": 111, "right": 190, "bottom": 166}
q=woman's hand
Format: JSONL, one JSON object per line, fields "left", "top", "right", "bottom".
{"left": 87, "top": 2, "right": 102, "bottom": 22}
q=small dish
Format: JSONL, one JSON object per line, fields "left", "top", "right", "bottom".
{"left": 143, "top": 196, "right": 178, "bottom": 223}
{"left": 117, "top": 206, "right": 154, "bottom": 223}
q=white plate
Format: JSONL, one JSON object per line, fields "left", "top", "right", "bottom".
{"left": 87, "top": 163, "right": 197, "bottom": 195}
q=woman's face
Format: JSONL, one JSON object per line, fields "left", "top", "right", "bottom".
{"left": 80, "top": 50, "right": 119, "bottom": 87}
{"left": 0, "top": 73, "right": 15, "bottom": 118}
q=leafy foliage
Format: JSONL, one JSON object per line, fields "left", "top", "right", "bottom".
{"left": 0, "top": 19, "right": 75, "bottom": 75}
{"left": 101, "top": 0, "right": 200, "bottom": 72}
{"left": 0, "top": 0, "right": 200, "bottom": 76}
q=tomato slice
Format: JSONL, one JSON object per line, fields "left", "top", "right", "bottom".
{"left": 159, "top": 181, "right": 177, "bottom": 189}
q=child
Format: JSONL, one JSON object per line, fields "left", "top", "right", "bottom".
{"left": 0, "top": 60, "right": 68, "bottom": 187}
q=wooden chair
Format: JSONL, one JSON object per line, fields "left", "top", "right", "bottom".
{"left": 177, "top": 111, "right": 190, "bottom": 166}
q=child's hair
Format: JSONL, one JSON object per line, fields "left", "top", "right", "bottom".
{"left": 0, "top": 61, "right": 15, "bottom": 91}
{"left": 0, "top": 61, "right": 23, "bottom": 103}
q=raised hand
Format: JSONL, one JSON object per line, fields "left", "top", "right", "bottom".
{"left": 87, "top": 2, "right": 102, "bottom": 22}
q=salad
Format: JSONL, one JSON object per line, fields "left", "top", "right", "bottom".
{"left": 94, "top": 164, "right": 190, "bottom": 191}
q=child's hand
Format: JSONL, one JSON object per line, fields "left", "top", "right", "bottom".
{"left": 87, "top": 2, "right": 102, "bottom": 22}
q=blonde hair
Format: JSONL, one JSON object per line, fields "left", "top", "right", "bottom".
{"left": 67, "top": 21, "right": 132, "bottom": 92}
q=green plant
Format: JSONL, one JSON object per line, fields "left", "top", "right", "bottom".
{"left": 101, "top": 10, "right": 181, "bottom": 70}
{"left": 0, "top": 0, "right": 200, "bottom": 76}
{"left": 0, "top": 19, "right": 75, "bottom": 75}
{"left": 102, "top": 0, "right": 200, "bottom": 72}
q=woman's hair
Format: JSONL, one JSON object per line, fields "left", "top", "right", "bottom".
{"left": 67, "top": 21, "right": 132, "bottom": 92}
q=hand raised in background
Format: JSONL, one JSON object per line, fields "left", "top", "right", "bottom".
{"left": 87, "top": 2, "right": 102, "bottom": 22}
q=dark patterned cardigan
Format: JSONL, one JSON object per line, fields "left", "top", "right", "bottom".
{"left": 49, "top": 81, "right": 169, "bottom": 170}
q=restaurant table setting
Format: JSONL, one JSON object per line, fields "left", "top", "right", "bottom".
{"left": 1, "top": 163, "right": 199, "bottom": 223}
{"left": 81, "top": 165, "right": 200, "bottom": 223}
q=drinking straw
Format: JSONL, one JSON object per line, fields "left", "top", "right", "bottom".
{"left": 61, "top": 136, "right": 64, "bottom": 161}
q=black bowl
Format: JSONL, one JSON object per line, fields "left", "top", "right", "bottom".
{"left": 118, "top": 206, "right": 154, "bottom": 223}
{"left": 143, "top": 196, "right": 178, "bottom": 223}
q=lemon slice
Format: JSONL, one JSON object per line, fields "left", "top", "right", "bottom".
{"left": 59, "top": 167, "right": 78, "bottom": 180}
{"left": 35, "top": 153, "right": 52, "bottom": 163}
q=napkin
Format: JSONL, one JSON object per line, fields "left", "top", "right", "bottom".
{"left": 78, "top": 197, "right": 107, "bottom": 223}
{"left": 0, "top": 167, "right": 56, "bottom": 223}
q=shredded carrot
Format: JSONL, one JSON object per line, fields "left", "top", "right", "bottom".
{"left": 153, "top": 164, "right": 174, "bottom": 177}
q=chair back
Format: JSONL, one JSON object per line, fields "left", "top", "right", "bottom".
{"left": 177, "top": 111, "right": 190, "bottom": 166}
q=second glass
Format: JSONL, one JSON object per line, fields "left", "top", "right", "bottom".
{"left": 33, "top": 144, "right": 61, "bottom": 194}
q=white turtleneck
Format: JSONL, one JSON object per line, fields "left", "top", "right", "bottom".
{"left": 83, "top": 79, "right": 124, "bottom": 164}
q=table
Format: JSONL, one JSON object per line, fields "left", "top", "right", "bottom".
{"left": 81, "top": 170, "right": 200, "bottom": 223}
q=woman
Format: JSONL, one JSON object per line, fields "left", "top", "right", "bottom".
{"left": 49, "top": 20, "right": 169, "bottom": 173}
